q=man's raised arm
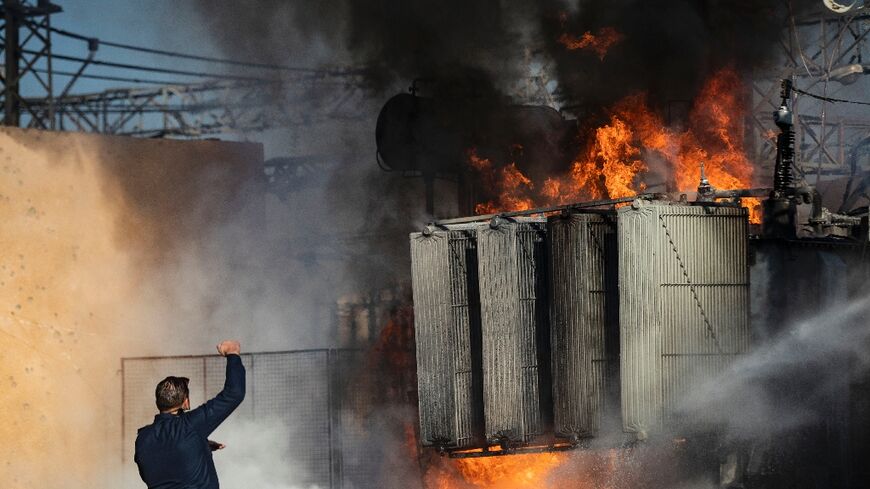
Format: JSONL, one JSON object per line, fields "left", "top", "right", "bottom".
{"left": 188, "top": 340, "right": 246, "bottom": 437}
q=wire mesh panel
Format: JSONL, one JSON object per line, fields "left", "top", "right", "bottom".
{"left": 548, "top": 211, "right": 619, "bottom": 440}
{"left": 122, "top": 357, "right": 207, "bottom": 464}
{"left": 476, "top": 217, "right": 552, "bottom": 445}
{"left": 618, "top": 201, "right": 750, "bottom": 437}
{"left": 204, "top": 354, "right": 254, "bottom": 422}
{"left": 330, "top": 349, "right": 380, "bottom": 489}
{"left": 122, "top": 349, "right": 367, "bottom": 489}
{"left": 253, "top": 351, "right": 331, "bottom": 486}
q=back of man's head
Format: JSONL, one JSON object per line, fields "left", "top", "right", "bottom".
{"left": 155, "top": 376, "right": 189, "bottom": 412}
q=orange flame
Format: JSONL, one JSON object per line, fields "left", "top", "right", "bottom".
{"left": 559, "top": 27, "right": 625, "bottom": 61}
{"left": 544, "top": 101, "right": 650, "bottom": 204}
{"left": 467, "top": 66, "right": 761, "bottom": 223}
{"left": 423, "top": 449, "right": 630, "bottom": 489}
{"left": 454, "top": 452, "right": 566, "bottom": 488}
{"left": 467, "top": 148, "right": 536, "bottom": 215}
{"left": 558, "top": 26, "right": 625, "bottom": 60}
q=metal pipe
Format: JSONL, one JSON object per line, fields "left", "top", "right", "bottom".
{"left": 46, "top": 13, "right": 53, "bottom": 129}
{"left": 430, "top": 193, "right": 660, "bottom": 226}
{"left": 429, "top": 189, "right": 766, "bottom": 229}
{"left": 711, "top": 187, "right": 773, "bottom": 199}
{"left": 447, "top": 443, "right": 579, "bottom": 458}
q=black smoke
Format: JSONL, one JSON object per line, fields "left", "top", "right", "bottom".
{"left": 191, "top": 0, "right": 814, "bottom": 107}
{"left": 542, "top": 0, "right": 789, "bottom": 110}
{"left": 183, "top": 0, "right": 820, "bottom": 293}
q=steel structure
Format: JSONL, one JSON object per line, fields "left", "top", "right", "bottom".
{"left": 749, "top": 5, "right": 870, "bottom": 180}
{"left": 548, "top": 211, "right": 618, "bottom": 441}
{"left": 22, "top": 77, "right": 368, "bottom": 137}
{"left": 410, "top": 223, "right": 482, "bottom": 450}
{"left": 0, "top": 0, "right": 367, "bottom": 137}
{"left": 0, "top": 0, "right": 62, "bottom": 127}
{"left": 477, "top": 217, "right": 551, "bottom": 446}
{"left": 618, "top": 202, "right": 751, "bottom": 436}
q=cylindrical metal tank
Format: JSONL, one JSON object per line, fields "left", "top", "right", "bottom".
{"left": 618, "top": 201, "right": 750, "bottom": 438}
{"left": 409, "top": 224, "right": 483, "bottom": 449}
{"left": 548, "top": 211, "right": 619, "bottom": 441}
{"left": 375, "top": 93, "right": 579, "bottom": 179}
{"left": 476, "top": 217, "right": 551, "bottom": 445}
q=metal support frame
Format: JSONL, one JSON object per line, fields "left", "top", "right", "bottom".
{"left": 22, "top": 76, "right": 368, "bottom": 137}
{"left": 0, "top": 0, "right": 62, "bottom": 128}
{"left": 0, "top": 1, "right": 368, "bottom": 137}
{"left": 749, "top": 7, "right": 870, "bottom": 180}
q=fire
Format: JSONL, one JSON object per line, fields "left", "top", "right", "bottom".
{"left": 440, "top": 69, "right": 762, "bottom": 481}
{"left": 678, "top": 68, "right": 762, "bottom": 221}
{"left": 558, "top": 27, "right": 625, "bottom": 60}
{"left": 467, "top": 66, "right": 761, "bottom": 223}
{"left": 467, "top": 148, "right": 536, "bottom": 215}
{"left": 423, "top": 449, "right": 629, "bottom": 489}
{"left": 454, "top": 452, "right": 566, "bottom": 488}
{"left": 545, "top": 101, "right": 650, "bottom": 203}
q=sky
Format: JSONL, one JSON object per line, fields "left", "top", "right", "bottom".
{"left": 38, "top": 1, "right": 229, "bottom": 94}
{"left": 16, "top": 0, "right": 323, "bottom": 157}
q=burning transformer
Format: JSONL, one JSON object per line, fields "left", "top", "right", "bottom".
{"left": 411, "top": 198, "right": 752, "bottom": 450}
{"left": 405, "top": 80, "right": 870, "bottom": 485}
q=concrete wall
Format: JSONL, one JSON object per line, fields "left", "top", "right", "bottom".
{"left": 0, "top": 127, "right": 262, "bottom": 488}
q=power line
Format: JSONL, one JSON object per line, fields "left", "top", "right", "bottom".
{"left": 793, "top": 86, "right": 870, "bottom": 106}
{"left": 33, "top": 67, "right": 185, "bottom": 86}
{"left": 23, "top": 48, "right": 282, "bottom": 82}
{"left": 47, "top": 25, "right": 358, "bottom": 76}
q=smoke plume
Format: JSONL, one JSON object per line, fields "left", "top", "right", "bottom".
{"left": 189, "top": 1, "right": 813, "bottom": 107}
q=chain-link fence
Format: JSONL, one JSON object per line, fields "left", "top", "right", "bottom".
{"left": 122, "top": 349, "right": 380, "bottom": 488}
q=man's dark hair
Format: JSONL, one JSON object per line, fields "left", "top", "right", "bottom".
{"left": 155, "top": 376, "right": 190, "bottom": 411}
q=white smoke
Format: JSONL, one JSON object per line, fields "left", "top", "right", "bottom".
{"left": 678, "top": 294, "right": 870, "bottom": 439}
{"left": 212, "top": 418, "right": 323, "bottom": 489}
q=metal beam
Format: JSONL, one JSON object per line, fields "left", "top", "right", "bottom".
{"left": 749, "top": 6, "right": 870, "bottom": 178}
{"left": 0, "top": 0, "right": 60, "bottom": 127}
{"left": 21, "top": 76, "right": 369, "bottom": 137}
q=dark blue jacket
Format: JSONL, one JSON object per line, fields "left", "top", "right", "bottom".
{"left": 135, "top": 355, "right": 245, "bottom": 489}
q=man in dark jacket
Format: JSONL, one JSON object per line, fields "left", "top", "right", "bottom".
{"left": 135, "top": 340, "right": 246, "bottom": 489}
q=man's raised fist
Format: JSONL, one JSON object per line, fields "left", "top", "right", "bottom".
{"left": 216, "top": 340, "right": 241, "bottom": 356}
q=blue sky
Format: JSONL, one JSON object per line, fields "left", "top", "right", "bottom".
{"left": 16, "top": 1, "right": 328, "bottom": 157}
{"left": 23, "top": 1, "right": 234, "bottom": 95}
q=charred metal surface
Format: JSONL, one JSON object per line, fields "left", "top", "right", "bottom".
{"left": 447, "top": 442, "right": 578, "bottom": 459}
{"left": 618, "top": 201, "right": 750, "bottom": 437}
{"left": 548, "top": 211, "right": 619, "bottom": 440}
{"left": 432, "top": 194, "right": 654, "bottom": 226}
{"left": 749, "top": 238, "right": 870, "bottom": 487}
{"left": 409, "top": 224, "right": 483, "bottom": 449}
{"left": 476, "top": 217, "right": 552, "bottom": 445}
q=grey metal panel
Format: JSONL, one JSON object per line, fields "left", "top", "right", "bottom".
{"left": 409, "top": 225, "right": 481, "bottom": 448}
{"left": 618, "top": 202, "right": 750, "bottom": 436}
{"left": 548, "top": 212, "right": 618, "bottom": 439}
{"left": 477, "top": 218, "right": 550, "bottom": 444}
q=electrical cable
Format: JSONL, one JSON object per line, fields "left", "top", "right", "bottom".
{"left": 793, "top": 86, "right": 870, "bottom": 106}
{"left": 788, "top": 0, "right": 818, "bottom": 78}
{"left": 32, "top": 67, "right": 186, "bottom": 85}
{"left": 22, "top": 48, "right": 281, "bottom": 82}
{"left": 47, "top": 25, "right": 357, "bottom": 76}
